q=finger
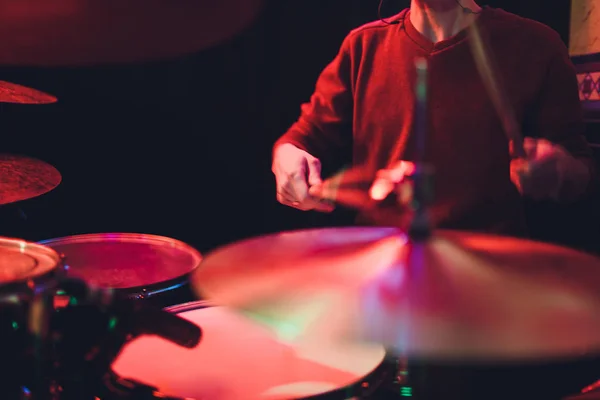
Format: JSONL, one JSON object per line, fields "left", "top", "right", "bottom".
{"left": 278, "top": 184, "right": 297, "bottom": 201}
{"left": 309, "top": 182, "right": 338, "bottom": 201}
{"left": 377, "top": 162, "right": 413, "bottom": 184}
{"left": 277, "top": 192, "right": 296, "bottom": 206}
{"left": 312, "top": 199, "right": 335, "bottom": 213}
{"left": 305, "top": 186, "right": 334, "bottom": 210}
{"left": 510, "top": 159, "right": 551, "bottom": 200}
{"left": 511, "top": 158, "right": 530, "bottom": 176}
{"left": 280, "top": 180, "right": 325, "bottom": 211}
{"left": 288, "top": 176, "right": 309, "bottom": 204}
{"left": 510, "top": 168, "right": 525, "bottom": 194}
{"left": 276, "top": 190, "right": 296, "bottom": 204}
{"left": 522, "top": 137, "right": 538, "bottom": 159}
{"left": 306, "top": 157, "right": 323, "bottom": 187}
{"left": 308, "top": 183, "right": 325, "bottom": 198}
{"left": 286, "top": 160, "right": 310, "bottom": 203}
{"left": 370, "top": 178, "right": 395, "bottom": 201}
{"left": 533, "top": 138, "right": 555, "bottom": 156}
{"left": 510, "top": 159, "right": 530, "bottom": 194}
{"left": 277, "top": 192, "right": 313, "bottom": 210}
{"left": 275, "top": 169, "right": 303, "bottom": 201}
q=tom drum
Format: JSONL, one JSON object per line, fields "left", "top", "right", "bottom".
{"left": 40, "top": 233, "right": 202, "bottom": 307}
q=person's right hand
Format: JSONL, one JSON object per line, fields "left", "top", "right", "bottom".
{"left": 272, "top": 143, "right": 334, "bottom": 212}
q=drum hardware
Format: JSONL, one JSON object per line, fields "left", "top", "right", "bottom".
{"left": 45, "top": 278, "right": 202, "bottom": 400}
{"left": 0, "top": 154, "right": 62, "bottom": 206}
{"left": 132, "top": 288, "right": 148, "bottom": 301}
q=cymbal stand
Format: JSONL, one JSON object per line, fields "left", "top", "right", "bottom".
{"left": 406, "top": 57, "right": 434, "bottom": 242}
{"left": 388, "top": 57, "right": 434, "bottom": 399}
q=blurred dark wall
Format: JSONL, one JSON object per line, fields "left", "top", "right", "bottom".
{"left": 0, "top": 0, "right": 578, "bottom": 253}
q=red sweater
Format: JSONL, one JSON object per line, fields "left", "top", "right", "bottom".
{"left": 275, "top": 7, "right": 592, "bottom": 235}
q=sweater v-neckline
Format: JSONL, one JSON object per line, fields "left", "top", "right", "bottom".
{"left": 403, "top": 6, "right": 490, "bottom": 54}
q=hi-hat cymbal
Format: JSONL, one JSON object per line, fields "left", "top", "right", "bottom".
{"left": 0, "top": 154, "right": 62, "bottom": 205}
{"left": 0, "top": 81, "right": 57, "bottom": 104}
{"left": 0, "top": 0, "right": 264, "bottom": 66}
{"left": 192, "top": 227, "right": 600, "bottom": 361}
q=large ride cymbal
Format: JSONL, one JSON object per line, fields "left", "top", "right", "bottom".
{"left": 0, "top": 154, "right": 62, "bottom": 205}
{"left": 0, "top": 81, "right": 57, "bottom": 104}
{"left": 192, "top": 227, "right": 600, "bottom": 361}
{"left": 0, "top": 0, "right": 264, "bottom": 66}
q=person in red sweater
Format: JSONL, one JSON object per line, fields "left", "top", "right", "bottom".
{"left": 271, "top": 0, "right": 594, "bottom": 236}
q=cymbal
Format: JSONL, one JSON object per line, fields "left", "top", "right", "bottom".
{"left": 0, "top": 81, "right": 57, "bottom": 104}
{"left": 0, "top": 154, "right": 62, "bottom": 205}
{"left": 192, "top": 227, "right": 600, "bottom": 361}
{"left": 0, "top": 0, "right": 264, "bottom": 66}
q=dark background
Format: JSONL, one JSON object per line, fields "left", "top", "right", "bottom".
{"left": 0, "top": 0, "right": 584, "bottom": 254}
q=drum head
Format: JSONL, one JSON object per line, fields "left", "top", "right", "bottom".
{"left": 0, "top": 237, "right": 59, "bottom": 284}
{"left": 111, "top": 302, "right": 387, "bottom": 399}
{"left": 40, "top": 234, "right": 201, "bottom": 290}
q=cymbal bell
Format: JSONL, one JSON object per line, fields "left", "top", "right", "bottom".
{"left": 0, "top": 154, "right": 62, "bottom": 205}
{"left": 192, "top": 227, "right": 600, "bottom": 361}
{"left": 0, "top": 0, "right": 264, "bottom": 66}
{"left": 0, "top": 81, "right": 57, "bottom": 104}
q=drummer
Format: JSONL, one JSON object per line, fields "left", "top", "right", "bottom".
{"left": 271, "top": 0, "right": 594, "bottom": 237}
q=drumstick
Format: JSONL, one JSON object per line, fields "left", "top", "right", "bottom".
{"left": 313, "top": 165, "right": 415, "bottom": 211}
{"left": 468, "top": 19, "right": 526, "bottom": 159}
{"left": 312, "top": 166, "right": 376, "bottom": 210}
{"left": 314, "top": 164, "right": 394, "bottom": 209}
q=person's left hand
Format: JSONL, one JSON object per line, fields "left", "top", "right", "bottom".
{"left": 510, "top": 137, "right": 589, "bottom": 202}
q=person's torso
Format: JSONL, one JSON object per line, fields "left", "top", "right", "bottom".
{"left": 349, "top": 8, "right": 555, "bottom": 235}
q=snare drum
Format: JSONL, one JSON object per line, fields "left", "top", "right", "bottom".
{"left": 107, "top": 301, "right": 394, "bottom": 399}
{"left": 40, "top": 233, "right": 202, "bottom": 307}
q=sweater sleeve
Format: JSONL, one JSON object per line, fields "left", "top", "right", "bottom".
{"left": 530, "top": 33, "right": 594, "bottom": 173}
{"left": 273, "top": 34, "right": 354, "bottom": 160}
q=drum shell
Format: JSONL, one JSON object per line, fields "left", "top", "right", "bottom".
{"left": 109, "top": 275, "right": 196, "bottom": 309}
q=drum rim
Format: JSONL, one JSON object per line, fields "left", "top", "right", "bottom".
{"left": 39, "top": 233, "right": 202, "bottom": 262}
{"left": 0, "top": 236, "right": 62, "bottom": 294}
{"left": 39, "top": 233, "right": 202, "bottom": 297}
{"left": 165, "top": 299, "right": 213, "bottom": 313}
{"left": 106, "top": 300, "right": 395, "bottom": 400}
